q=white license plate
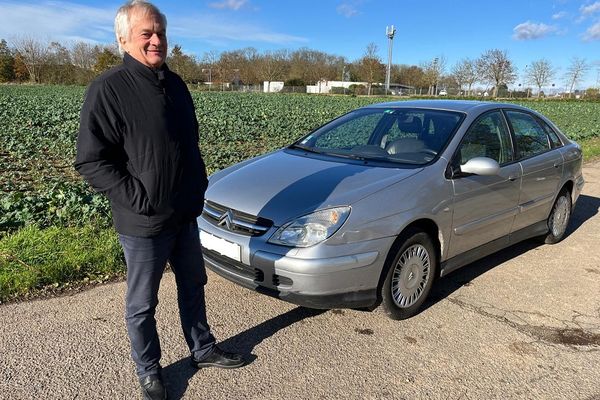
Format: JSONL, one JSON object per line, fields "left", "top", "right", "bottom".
{"left": 200, "top": 230, "right": 241, "bottom": 262}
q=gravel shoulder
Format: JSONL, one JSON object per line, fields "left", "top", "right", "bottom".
{"left": 1, "top": 162, "right": 599, "bottom": 400}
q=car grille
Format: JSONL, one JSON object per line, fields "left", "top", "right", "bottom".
{"left": 202, "top": 200, "right": 273, "bottom": 236}
{"left": 202, "top": 248, "right": 263, "bottom": 281}
{"left": 203, "top": 248, "right": 293, "bottom": 287}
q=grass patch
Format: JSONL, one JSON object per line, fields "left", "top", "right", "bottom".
{"left": 0, "top": 225, "right": 124, "bottom": 302}
{"left": 580, "top": 136, "right": 600, "bottom": 163}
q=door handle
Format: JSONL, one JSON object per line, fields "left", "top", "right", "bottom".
{"left": 509, "top": 175, "right": 518, "bottom": 181}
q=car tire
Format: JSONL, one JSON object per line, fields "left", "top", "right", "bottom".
{"left": 544, "top": 190, "right": 572, "bottom": 244}
{"left": 381, "top": 229, "right": 437, "bottom": 320}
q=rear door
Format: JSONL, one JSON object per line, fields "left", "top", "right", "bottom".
{"left": 448, "top": 110, "right": 521, "bottom": 258}
{"left": 504, "top": 110, "right": 563, "bottom": 232}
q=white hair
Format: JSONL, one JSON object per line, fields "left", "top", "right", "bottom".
{"left": 114, "top": 0, "right": 167, "bottom": 55}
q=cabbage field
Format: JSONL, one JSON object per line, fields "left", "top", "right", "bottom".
{"left": 0, "top": 84, "right": 599, "bottom": 300}
{"left": 1, "top": 84, "right": 599, "bottom": 233}
{"left": 0, "top": 86, "right": 381, "bottom": 232}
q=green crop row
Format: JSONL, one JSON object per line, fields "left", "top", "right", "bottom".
{"left": 1, "top": 84, "right": 599, "bottom": 234}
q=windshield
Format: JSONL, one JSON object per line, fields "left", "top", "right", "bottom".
{"left": 293, "top": 108, "right": 463, "bottom": 165}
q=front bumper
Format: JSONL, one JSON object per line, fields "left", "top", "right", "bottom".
{"left": 202, "top": 247, "right": 381, "bottom": 309}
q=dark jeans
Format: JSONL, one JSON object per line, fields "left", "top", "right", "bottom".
{"left": 119, "top": 220, "right": 216, "bottom": 378}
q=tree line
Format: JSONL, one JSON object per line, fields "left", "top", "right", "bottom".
{"left": 0, "top": 37, "right": 596, "bottom": 98}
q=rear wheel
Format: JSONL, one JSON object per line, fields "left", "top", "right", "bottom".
{"left": 544, "top": 190, "right": 572, "bottom": 244}
{"left": 381, "top": 229, "right": 437, "bottom": 320}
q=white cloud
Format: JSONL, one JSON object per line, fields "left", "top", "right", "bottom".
{"left": 0, "top": 1, "right": 114, "bottom": 44}
{"left": 512, "top": 21, "right": 557, "bottom": 40}
{"left": 337, "top": 4, "right": 358, "bottom": 18}
{"left": 171, "top": 15, "right": 307, "bottom": 45}
{"left": 583, "top": 21, "right": 600, "bottom": 40}
{"left": 580, "top": 1, "right": 600, "bottom": 16}
{"left": 552, "top": 11, "right": 568, "bottom": 20}
{"left": 0, "top": 1, "right": 306, "bottom": 51}
{"left": 209, "top": 0, "right": 248, "bottom": 11}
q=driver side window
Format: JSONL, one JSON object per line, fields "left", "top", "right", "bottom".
{"left": 458, "top": 111, "right": 513, "bottom": 165}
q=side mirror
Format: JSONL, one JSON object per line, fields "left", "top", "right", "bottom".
{"left": 460, "top": 157, "right": 500, "bottom": 176}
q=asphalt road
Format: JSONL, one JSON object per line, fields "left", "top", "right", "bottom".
{"left": 1, "top": 162, "right": 599, "bottom": 400}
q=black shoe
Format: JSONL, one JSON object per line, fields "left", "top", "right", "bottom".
{"left": 139, "top": 374, "right": 167, "bottom": 400}
{"left": 191, "top": 346, "right": 245, "bottom": 369}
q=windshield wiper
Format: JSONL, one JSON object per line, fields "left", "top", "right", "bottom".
{"left": 324, "top": 152, "right": 368, "bottom": 160}
{"left": 290, "top": 145, "right": 393, "bottom": 162}
{"left": 289, "top": 143, "right": 323, "bottom": 154}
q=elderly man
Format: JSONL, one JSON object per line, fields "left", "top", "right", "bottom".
{"left": 75, "top": 1, "right": 243, "bottom": 399}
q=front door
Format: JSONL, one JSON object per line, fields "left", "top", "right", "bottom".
{"left": 448, "top": 111, "right": 521, "bottom": 258}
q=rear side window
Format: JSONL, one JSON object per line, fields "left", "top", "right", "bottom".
{"left": 505, "top": 110, "right": 551, "bottom": 159}
{"left": 538, "top": 118, "right": 563, "bottom": 148}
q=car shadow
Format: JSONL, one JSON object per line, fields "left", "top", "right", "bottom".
{"left": 565, "top": 194, "right": 599, "bottom": 237}
{"left": 424, "top": 239, "right": 540, "bottom": 309}
{"left": 162, "top": 306, "right": 325, "bottom": 400}
{"left": 423, "top": 193, "right": 600, "bottom": 311}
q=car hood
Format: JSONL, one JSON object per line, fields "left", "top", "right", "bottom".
{"left": 206, "top": 149, "right": 422, "bottom": 225}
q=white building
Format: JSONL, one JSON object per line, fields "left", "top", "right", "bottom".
{"left": 263, "top": 81, "right": 284, "bottom": 93}
{"left": 307, "top": 80, "right": 367, "bottom": 94}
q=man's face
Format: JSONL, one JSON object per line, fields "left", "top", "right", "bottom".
{"left": 120, "top": 7, "right": 167, "bottom": 68}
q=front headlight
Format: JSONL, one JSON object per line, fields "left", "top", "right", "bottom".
{"left": 268, "top": 206, "right": 351, "bottom": 247}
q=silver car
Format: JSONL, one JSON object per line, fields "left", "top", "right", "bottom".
{"left": 198, "top": 100, "right": 584, "bottom": 319}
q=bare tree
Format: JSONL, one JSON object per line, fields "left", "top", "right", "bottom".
{"left": 564, "top": 57, "right": 589, "bottom": 98}
{"left": 256, "top": 49, "right": 289, "bottom": 91}
{"left": 44, "top": 41, "right": 74, "bottom": 83}
{"left": 200, "top": 50, "right": 219, "bottom": 85}
{"left": 452, "top": 58, "right": 479, "bottom": 96}
{"left": 11, "top": 36, "right": 49, "bottom": 83}
{"left": 236, "top": 47, "right": 260, "bottom": 85}
{"left": 216, "top": 48, "right": 256, "bottom": 87}
{"left": 422, "top": 55, "right": 446, "bottom": 95}
{"left": 324, "top": 54, "right": 346, "bottom": 83}
{"left": 476, "top": 49, "right": 517, "bottom": 97}
{"left": 289, "top": 48, "right": 337, "bottom": 85}
{"left": 356, "top": 43, "right": 385, "bottom": 96}
{"left": 71, "top": 42, "right": 97, "bottom": 70}
{"left": 525, "top": 59, "right": 556, "bottom": 97}
{"left": 215, "top": 50, "right": 239, "bottom": 86}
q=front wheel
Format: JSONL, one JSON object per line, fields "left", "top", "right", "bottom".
{"left": 544, "top": 190, "right": 572, "bottom": 244}
{"left": 381, "top": 229, "right": 437, "bottom": 320}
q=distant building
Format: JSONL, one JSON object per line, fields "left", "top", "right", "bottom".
{"left": 307, "top": 80, "right": 367, "bottom": 94}
{"left": 388, "top": 83, "right": 414, "bottom": 96}
{"left": 263, "top": 81, "right": 284, "bottom": 93}
{"left": 307, "top": 79, "right": 413, "bottom": 95}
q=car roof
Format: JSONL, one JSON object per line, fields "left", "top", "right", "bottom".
{"left": 363, "top": 99, "right": 532, "bottom": 114}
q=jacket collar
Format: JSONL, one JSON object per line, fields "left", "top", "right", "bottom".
{"left": 123, "top": 52, "right": 170, "bottom": 84}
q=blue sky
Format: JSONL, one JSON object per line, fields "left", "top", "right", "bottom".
{"left": 1, "top": 0, "right": 600, "bottom": 88}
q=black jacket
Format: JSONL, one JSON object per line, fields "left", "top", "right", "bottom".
{"left": 75, "top": 53, "right": 208, "bottom": 237}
